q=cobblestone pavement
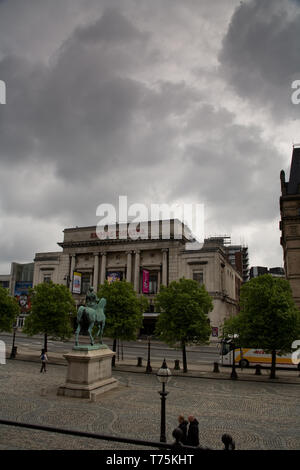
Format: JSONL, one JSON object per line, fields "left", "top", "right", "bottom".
{"left": 0, "top": 360, "right": 299, "bottom": 450}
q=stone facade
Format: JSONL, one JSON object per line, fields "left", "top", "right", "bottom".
{"left": 280, "top": 146, "right": 300, "bottom": 308}
{"left": 33, "top": 220, "right": 242, "bottom": 341}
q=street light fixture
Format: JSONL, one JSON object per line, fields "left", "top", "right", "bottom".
{"left": 156, "top": 358, "right": 171, "bottom": 443}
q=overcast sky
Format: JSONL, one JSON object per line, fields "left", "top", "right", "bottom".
{"left": 0, "top": 0, "right": 299, "bottom": 273}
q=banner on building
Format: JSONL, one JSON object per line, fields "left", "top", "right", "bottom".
{"left": 72, "top": 272, "right": 82, "bottom": 294}
{"left": 142, "top": 270, "right": 150, "bottom": 294}
{"left": 14, "top": 281, "right": 32, "bottom": 314}
{"left": 107, "top": 271, "right": 123, "bottom": 283}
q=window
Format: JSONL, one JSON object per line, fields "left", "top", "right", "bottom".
{"left": 43, "top": 275, "right": 51, "bottom": 283}
{"left": 149, "top": 273, "right": 158, "bottom": 294}
{"left": 0, "top": 281, "right": 9, "bottom": 289}
{"left": 81, "top": 273, "right": 91, "bottom": 294}
{"left": 193, "top": 271, "right": 203, "bottom": 285}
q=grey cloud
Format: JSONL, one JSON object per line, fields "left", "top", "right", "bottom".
{"left": 74, "top": 7, "right": 149, "bottom": 44}
{"left": 167, "top": 104, "right": 284, "bottom": 226}
{"left": 0, "top": 0, "right": 288, "bottom": 272}
{"left": 219, "top": 0, "right": 300, "bottom": 120}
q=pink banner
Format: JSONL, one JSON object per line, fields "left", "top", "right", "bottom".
{"left": 142, "top": 270, "right": 149, "bottom": 293}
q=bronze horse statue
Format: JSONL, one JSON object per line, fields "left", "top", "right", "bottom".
{"left": 75, "top": 297, "right": 106, "bottom": 346}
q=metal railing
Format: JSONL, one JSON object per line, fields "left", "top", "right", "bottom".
{"left": 0, "top": 418, "right": 235, "bottom": 450}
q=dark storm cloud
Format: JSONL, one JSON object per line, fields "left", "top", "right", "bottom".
{"left": 219, "top": 0, "right": 300, "bottom": 120}
{"left": 73, "top": 7, "right": 149, "bottom": 44}
{"left": 0, "top": 0, "right": 293, "bottom": 271}
{"left": 167, "top": 103, "right": 284, "bottom": 225}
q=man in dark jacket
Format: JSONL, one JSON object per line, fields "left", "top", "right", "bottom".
{"left": 187, "top": 415, "right": 199, "bottom": 447}
{"left": 178, "top": 415, "right": 188, "bottom": 445}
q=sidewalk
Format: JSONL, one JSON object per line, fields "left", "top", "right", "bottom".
{"left": 7, "top": 344, "right": 300, "bottom": 386}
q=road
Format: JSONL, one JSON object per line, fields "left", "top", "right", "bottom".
{"left": 0, "top": 332, "right": 219, "bottom": 365}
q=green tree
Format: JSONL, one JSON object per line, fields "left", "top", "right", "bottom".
{"left": 155, "top": 278, "right": 213, "bottom": 372}
{"left": 98, "top": 280, "right": 146, "bottom": 366}
{"left": 23, "top": 282, "right": 76, "bottom": 352}
{"left": 223, "top": 274, "right": 300, "bottom": 378}
{"left": 0, "top": 286, "right": 20, "bottom": 332}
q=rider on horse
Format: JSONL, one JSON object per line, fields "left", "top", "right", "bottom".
{"left": 86, "top": 286, "right": 99, "bottom": 309}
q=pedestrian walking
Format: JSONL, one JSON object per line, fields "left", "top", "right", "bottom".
{"left": 177, "top": 415, "right": 188, "bottom": 445}
{"left": 40, "top": 349, "right": 48, "bottom": 373}
{"left": 187, "top": 415, "right": 199, "bottom": 447}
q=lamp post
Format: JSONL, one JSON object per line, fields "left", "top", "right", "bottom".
{"left": 156, "top": 359, "right": 171, "bottom": 443}
{"left": 230, "top": 341, "right": 238, "bottom": 380}
{"left": 10, "top": 324, "right": 18, "bottom": 359}
{"left": 145, "top": 335, "right": 152, "bottom": 373}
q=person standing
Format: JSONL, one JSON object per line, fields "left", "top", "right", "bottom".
{"left": 187, "top": 415, "right": 199, "bottom": 447}
{"left": 40, "top": 349, "right": 48, "bottom": 373}
{"left": 178, "top": 415, "right": 188, "bottom": 445}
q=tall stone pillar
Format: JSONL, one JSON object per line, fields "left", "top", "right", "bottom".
{"left": 93, "top": 253, "right": 99, "bottom": 291}
{"left": 126, "top": 251, "right": 132, "bottom": 283}
{"left": 157, "top": 269, "right": 161, "bottom": 293}
{"left": 69, "top": 255, "right": 76, "bottom": 292}
{"left": 134, "top": 250, "right": 140, "bottom": 293}
{"left": 100, "top": 252, "right": 107, "bottom": 284}
{"left": 162, "top": 249, "right": 168, "bottom": 286}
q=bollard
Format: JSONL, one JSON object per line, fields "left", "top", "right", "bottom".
{"left": 174, "top": 359, "right": 180, "bottom": 371}
{"left": 213, "top": 362, "right": 220, "bottom": 373}
{"left": 255, "top": 364, "right": 262, "bottom": 375}
{"left": 137, "top": 357, "right": 143, "bottom": 367}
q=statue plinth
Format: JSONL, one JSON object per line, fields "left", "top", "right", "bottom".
{"left": 57, "top": 348, "right": 118, "bottom": 400}
{"left": 72, "top": 343, "right": 109, "bottom": 351}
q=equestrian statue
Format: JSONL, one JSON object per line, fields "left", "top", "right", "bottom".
{"left": 75, "top": 286, "right": 107, "bottom": 347}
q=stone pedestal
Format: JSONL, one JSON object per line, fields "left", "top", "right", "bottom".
{"left": 57, "top": 346, "right": 118, "bottom": 400}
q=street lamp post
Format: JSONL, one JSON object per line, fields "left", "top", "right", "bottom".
{"left": 10, "top": 324, "right": 18, "bottom": 359}
{"left": 230, "top": 342, "right": 238, "bottom": 380}
{"left": 156, "top": 359, "right": 171, "bottom": 443}
{"left": 145, "top": 335, "right": 152, "bottom": 373}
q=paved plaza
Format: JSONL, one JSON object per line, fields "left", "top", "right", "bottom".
{"left": 0, "top": 360, "right": 299, "bottom": 450}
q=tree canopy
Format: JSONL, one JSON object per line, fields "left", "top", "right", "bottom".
{"left": 224, "top": 275, "right": 300, "bottom": 353}
{"left": 155, "top": 278, "right": 213, "bottom": 371}
{"left": 222, "top": 274, "right": 300, "bottom": 377}
{"left": 98, "top": 280, "right": 146, "bottom": 342}
{"left": 0, "top": 286, "right": 20, "bottom": 332}
{"left": 23, "top": 282, "right": 76, "bottom": 349}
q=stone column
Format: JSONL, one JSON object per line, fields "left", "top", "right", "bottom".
{"left": 162, "top": 249, "right": 168, "bottom": 286}
{"left": 69, "top": 255, "right": 76, "bottom": 292}
{"left": 126, "top": 251, "right": 132, "bottom": 283}
{"left": 157, "top": 269, "right": 161, "bottom": 293}
{"left": 93, "top": 253, "right": 99, "bottom": 291}
{"left": 100, "top": 252, "right": 107, "bottom": 284}
{"left": 134, "top": 250, "right": 140, "bottom": 293}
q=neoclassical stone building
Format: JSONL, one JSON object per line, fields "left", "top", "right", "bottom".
{"left": 33, "top": 220, "right": 242, "bottom": 340}
{"left": 280, "top": 146, "right": 300, "bottom": 308}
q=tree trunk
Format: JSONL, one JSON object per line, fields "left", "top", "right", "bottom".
{"left": 112, "top": 338, "right": 117, "bottom": 367}
{"left": 270, "top": 350, "right": 277, "bottom": 379}
{"left": 182, "top": 340, "right": 188, "bottom": 373}
{"left": 44, "top": 333, "right": 48, "bottom": 352}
